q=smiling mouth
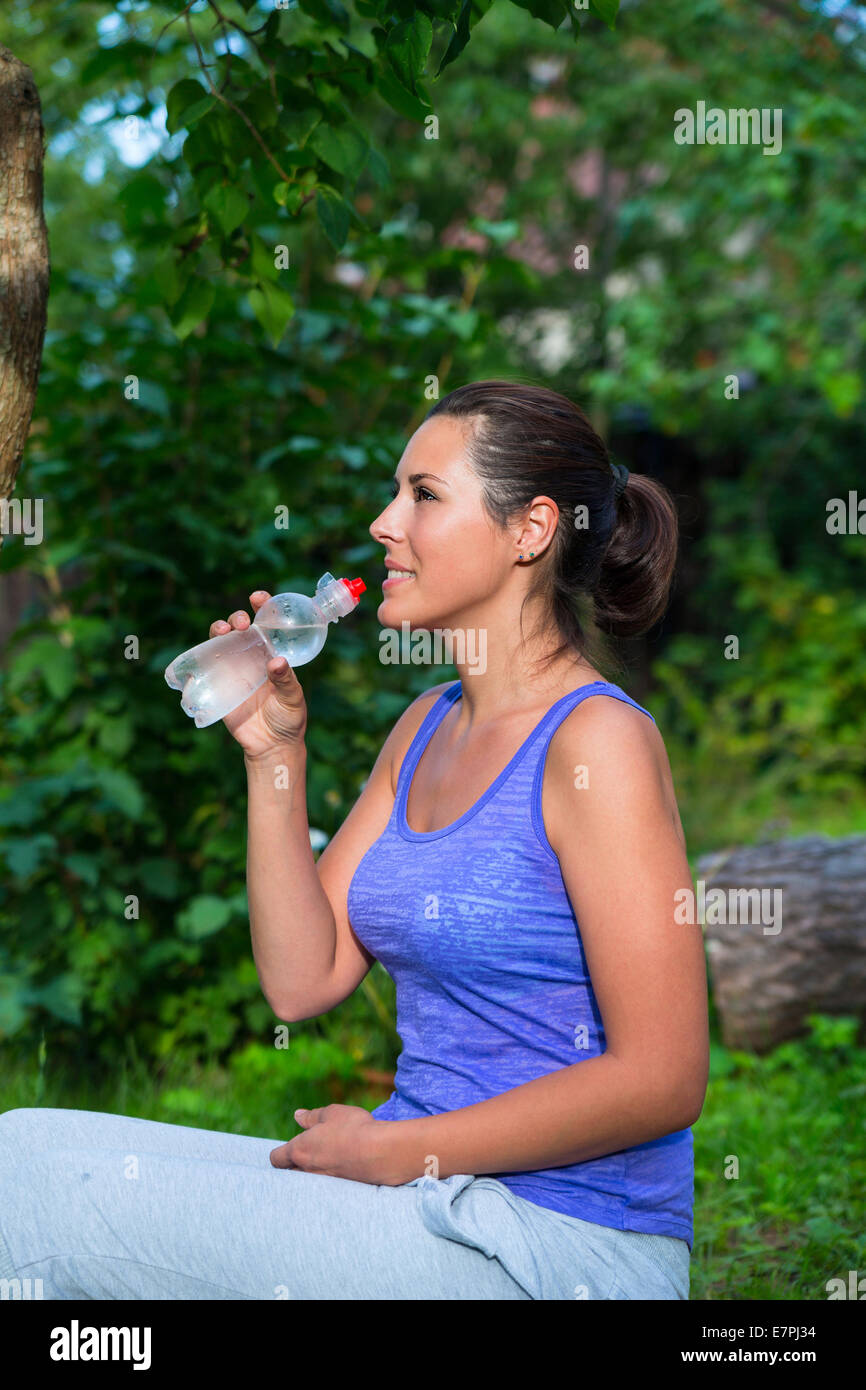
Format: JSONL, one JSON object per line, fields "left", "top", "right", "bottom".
{"left": 383, "top": 570, "right": 415, "bottom": 585}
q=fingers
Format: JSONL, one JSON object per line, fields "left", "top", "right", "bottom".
{"left": 209, "top": 609, "right": 253, "bottom": 638}
{"left": 209, "top": 592, "right": 271, "bottom": 638}
{"left": 269, "top": 1142, "right": 297, "bottom": 1169}
{"left": 266, "top": 656, "right": 292, "bottom": 681}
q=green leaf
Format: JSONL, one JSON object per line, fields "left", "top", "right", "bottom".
{"left": 308, "top": 122, "right": 369, "bottom": 182}
{"left": 138, "top": 857, "right": 181, "bottom": 900}
{"left": 365, "top": 145, "right": 391, "bottom": 189}
{"left": 31, "top": 973, "right": 85, "bottom": 1026}
{"left": 375, "top": 64, "right": 432, "bottom": 121}
{"left": 8, "top": 636, "right": 77, "bottom": 701}
{"left": 437, "top": 0, "right": 495, "bottom": 76}
{"left": 315, "top": 185, "right": 351, "bottom": 250}
{"left": 589, "top": 0, "right": 619, "bottom": 28}
{"left": 4, "top": 835, "right": 57, "bottom": 879}
{"left": 80, "top": 39, "right": 153, "bottom": 86}
{"left": 96, "top": 713, "right": 134, "bottom": 758}
{"left": 509, "top": 0, "right": 570, "bottom": 27}
{"left": 282, "top": 104, "right": 323, "bottom": 148}
{"left": 0, "top": 785, "right": 44, "bottom": 828}
{"left": 203, "top": 183, "right": 249, "bottom": 236}
{"left": 62, "top": 853, "right": 101, "bottom": 887}
{"left": 166, "top": 79, "right": 211, "bottom": 137}
{"left": 151, "top": 249, "right": 188, "bottom": 307}
{"left": 297, "top": 0, "right": 350, "bottom": 31}
{"left": 385, "top": 13, "right": 433, "bottom": 92}
{"left": 92, "top": 767, "right": 146, "bottom": 820}
{"left": 116, "top": 174, "right": 167, "bottom": 231}
{"left": 272, "top": 181, "right": 306, "bottom": 213}
{"left": 451, "top": 308, "right": 479, "bottom": 340}
{"left": 248, "top": 281, "right": 296, "bottom": 347}
{"left": 135, "top": 379, "right": 171, "bottom": 416}
{"left": 0, "top": 978, "right": 35, "bottom": 1037}
{"left": 472, "top": 216, "right": 520, "bottom": 246}
{"left": 818, "top": 370, "right": 861, "bottom": 418}
{"left": 168, "top": 277, "right": 215, "bottom": 340}
{"left": 177, "top": 94, "right": 217, "bottom": 128}
{"left": 176, "top": 895, "right": 235, "bottom": 940}
{"left": 272, "top": 42, "right": 327, "bottom": 80}
{"left": 250, "top": 235, "right": 283, "bottom": 283}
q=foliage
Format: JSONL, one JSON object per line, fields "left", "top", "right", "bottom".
{"left": 690, "top": 1015, "right": 866, "bottom": 1298}
{"left": 1, "top": 0, "right": 864, "bottom": 1078}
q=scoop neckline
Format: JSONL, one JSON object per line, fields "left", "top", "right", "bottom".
{"left": 396, "top": 679, "right": 610, "bottom": 842}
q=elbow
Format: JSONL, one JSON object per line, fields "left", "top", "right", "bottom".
{"left": 676, "top": 1080, "right": 708, "bottom": 1130}
{"left": 267, "top": 994, "right": 299, "bottom": 1024}
{"left": 618, "top": 1056, "right": 707, "bottom": 1132}
{"left": 269, "top": 997, "right": 323, "bottom": 1024}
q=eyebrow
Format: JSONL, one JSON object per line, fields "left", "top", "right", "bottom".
{"left": 391, "top": 472, "right": 449, "bottom": 486}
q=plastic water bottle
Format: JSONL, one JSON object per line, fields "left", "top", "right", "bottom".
{"left": 164, "top": 572, "right": 366, "bottom": 728}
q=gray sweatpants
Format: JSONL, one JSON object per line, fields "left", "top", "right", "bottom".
{"left": 0, "top": 1107, "right": 690, "bottom": 1300}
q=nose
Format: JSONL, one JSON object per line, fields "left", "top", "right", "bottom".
{"left": 369, "top": 497, "right": 403, "bottom": 544}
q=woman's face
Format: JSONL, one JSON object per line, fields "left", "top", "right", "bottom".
{"left": 368, "top": 414, "right": 509, "bottom": 631}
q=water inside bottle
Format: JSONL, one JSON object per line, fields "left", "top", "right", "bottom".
{"left": 255, "top": 623, "right": 322, "bottom": 665}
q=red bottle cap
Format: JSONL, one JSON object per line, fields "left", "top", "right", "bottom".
{"left": 341, "top": 577, "right": 366, "bottom": 601}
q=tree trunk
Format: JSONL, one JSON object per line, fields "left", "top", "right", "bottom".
{"left": 0, "top": 44, "right": 50, "bottom": 525}
{"left": 696, "top": 834, "right": 866, "bottom": 1053}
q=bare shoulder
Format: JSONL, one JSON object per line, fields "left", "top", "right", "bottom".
{"left": 382, "top": 681, "right": 456, "bottom": 797}
{"left": 543, "top": 691, "right": 686, "bottom": 851}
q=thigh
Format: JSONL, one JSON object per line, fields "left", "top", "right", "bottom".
{"left": 451, "top": 1181, "right": 691, "bottom": 1301}
{"left": 0, "top": 1105, "right": 280, "bottom": 1170}
{"left": 0, "top": 1108, "right": 530, "bottom": 1301}
{"left": 609, "top": 1229, "right": 691, "bottom": 1301}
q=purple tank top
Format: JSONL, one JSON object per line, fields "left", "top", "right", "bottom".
{"left": 347, "top": 680, "right": 694, "bottom": 1248}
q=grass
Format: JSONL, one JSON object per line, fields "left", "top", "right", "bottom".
{"left": 689, "top": 1014, "right": 866, "bottom": 1299}
{"left": 2, "top": 1013, "right": 863, "bottom": 1301}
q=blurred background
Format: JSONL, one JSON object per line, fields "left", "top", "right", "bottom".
{"left": 1, "top": 0, "right": 864, "bottom": 1298}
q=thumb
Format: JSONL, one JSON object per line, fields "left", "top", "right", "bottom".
{"left": 267, "top": 656, "right": 298, "bottom": 690}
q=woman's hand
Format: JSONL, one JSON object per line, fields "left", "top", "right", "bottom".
{"left": 269, "top": 1104, "right": 396, "bottom": 1185}
{"left": 208, "top": 590, "right": 307, "bottom": 759}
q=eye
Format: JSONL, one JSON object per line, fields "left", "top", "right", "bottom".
{"left": 389, "top": 482, "right": 437, "bottom": 502}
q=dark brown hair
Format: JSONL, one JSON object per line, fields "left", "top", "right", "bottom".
{"left": 425, "top": 379, "right": 679, "bottom": 678}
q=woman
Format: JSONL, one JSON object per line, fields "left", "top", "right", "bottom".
{"left": 0, "top": 380, "right": 708, "bottom": 1300}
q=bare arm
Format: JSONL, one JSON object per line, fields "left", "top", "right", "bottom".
{"left": 246, "top": 683, "right": 452, "bottom": 1023}
{"left": 245, "top": 744, "right": 336, "bottom": 1021}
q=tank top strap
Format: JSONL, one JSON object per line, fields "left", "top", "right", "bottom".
{"left": 526, "top": 681, "right": 656, "bottom": 845}
{"left": 394, "top": 679, "right": 654, "bottom": 820}
{"left": 530, "top": 680, "right": 656, "bottom": 748}
{"left": 394, "top": 682, "right": 462, "bottom": 804}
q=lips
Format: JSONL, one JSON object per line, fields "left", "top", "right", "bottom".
{"left": 383, "top": 566, "right": 415, "bottom": 587}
